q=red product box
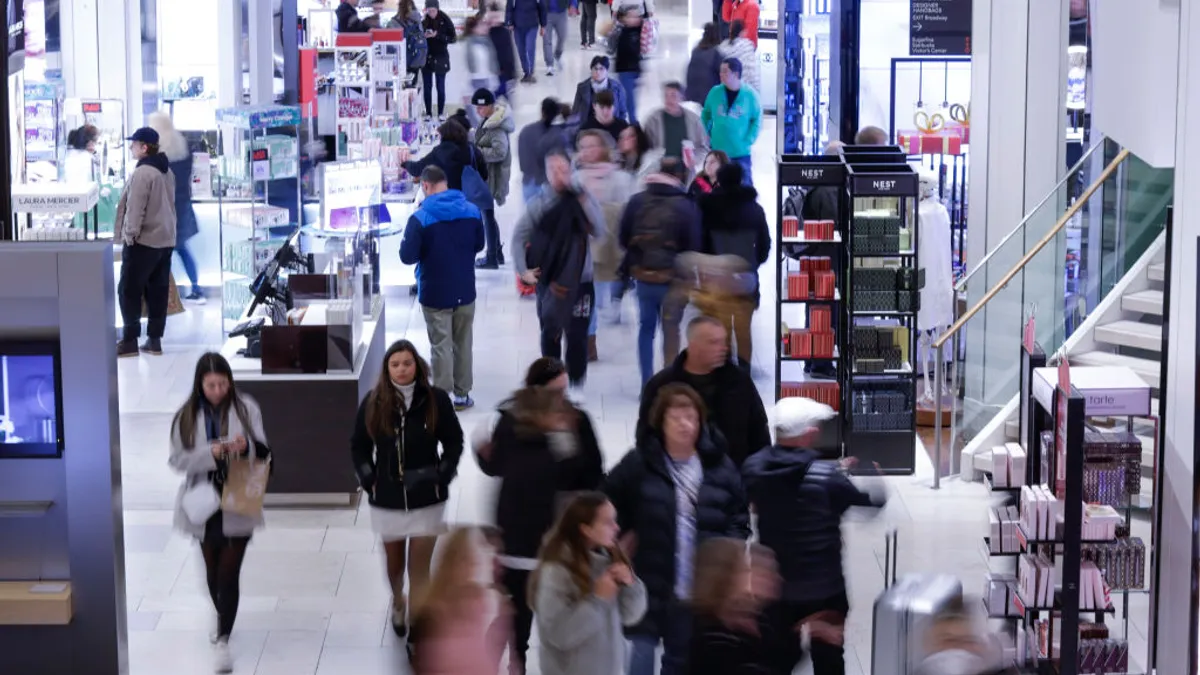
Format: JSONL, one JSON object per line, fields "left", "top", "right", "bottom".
{"left": 803, "top": 220, "right": 836, "bottom": 241}
{"left": 897, "top": 130, "right": 965, "bottom": 156}
{"left": 789, "top": 330, "right": 812, "bottom": 358}
{"left": 813, "top": 270, "right": 836, "bottom": 299}
{"left": 782, "top": 216, "right": 800, "bottom": 237}
{"left": 811, "top": 331, "right": 836, "bottom": 358}
{"left": 787, "top": 272, "right": 810, "bottom": 300}
{"left": 808, "top": 306, "right": 832, "bottom": 333}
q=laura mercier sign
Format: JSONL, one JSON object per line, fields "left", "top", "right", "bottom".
{"left": 11, "top": 184, "right": 100, "bottom": 214}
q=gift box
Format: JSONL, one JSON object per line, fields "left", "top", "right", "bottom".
{"left": 897, "top": 130, "right": 965, "bottom": 156}
{"left": 803, "top": 219, "right": 835, "bottom": 241}
{"left": 789, "top": 329, "right": 812, "bottom": 358}
{"left": 800, "top": 256, "right": 832, "bottom": 273}
{"left": 787, "top": 272, "right": 810, "bottom": 300}
{"left": 782, "top": 215, "right": 800, "bottom": 238}
{"left": 813, "top": 270, "right": 837, "bottom": 299}
{"left": 808, "top": 306, "right": 832, "bottom": 333}
{"left": 945, "top": 121, "right": 970, "bottom": 144}
{"left": 812, "top": 331, "right": 836, "bottom": 358}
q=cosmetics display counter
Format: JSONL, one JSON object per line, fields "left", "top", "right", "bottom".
{"left": 10, "top": 182, "right": 101, "bottom": 241}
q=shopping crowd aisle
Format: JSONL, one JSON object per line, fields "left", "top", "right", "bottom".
{"left": 113, "top": 8, "right": 991, "bottom": 675}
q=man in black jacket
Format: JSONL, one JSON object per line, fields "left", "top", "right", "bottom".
{"left": 742, "top": 397, "right": 887, "bottom": 675}
{"left": 336, "top": 0, "right": 370, "bottom": 32}
{"left": 637, "top": 315, "right": 770, "bottom": 467}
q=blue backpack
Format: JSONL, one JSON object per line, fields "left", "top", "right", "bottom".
{"left": 404, "top": 18, "right": 429, "bottom": 70}
{"left": 462, "top": 147, "right": 494, "bottom": 211}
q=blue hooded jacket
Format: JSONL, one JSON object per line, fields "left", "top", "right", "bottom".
{"left": 400, "top": 190, "right": 485, "bottom": 310}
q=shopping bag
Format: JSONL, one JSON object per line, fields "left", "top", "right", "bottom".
{"left": 640, "top": 17, "right": 659, "bottom": 56}
{"left": 221, "top": 453, "right": 271, "bottom": 518}
{"left": 142, "top": 273, "right": 186, "bottom": 317}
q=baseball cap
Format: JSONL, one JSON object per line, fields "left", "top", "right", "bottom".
{"left": 471, "top": 88, "right": 496, "bottom": 107}
{"left": 772, "top": 397, "right": 836, "bottom": 438}
{"left": 127, "top": 127, "right": 159, "bottom": 145}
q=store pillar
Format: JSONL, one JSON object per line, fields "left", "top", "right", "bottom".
{"left": 961, "top": 0, "right": 1067, "bottom": 433}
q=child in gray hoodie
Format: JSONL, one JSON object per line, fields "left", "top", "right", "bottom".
{"left": 532, "top": 492, "right": 647, "bottom": 675}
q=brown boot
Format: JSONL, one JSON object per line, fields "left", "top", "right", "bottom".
{"left": 587, "top": 335, "right": 598, "bottom": 362}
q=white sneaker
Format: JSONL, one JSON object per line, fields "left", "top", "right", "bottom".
{"left": 546, "top": 66, "right": 556, "bottom": 77}
{"left": 213, "top": 639, "right": 233, "bottom": 673}
{"left": 567, "top": 385, "right": 586, "bottom": 406}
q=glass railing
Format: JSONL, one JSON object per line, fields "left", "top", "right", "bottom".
{"left": 930, "top": 145, "right": 1173, "bottom": 486}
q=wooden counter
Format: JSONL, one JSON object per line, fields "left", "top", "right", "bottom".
{"left": 0, "top": 582, "right": 72, "bottom": 625}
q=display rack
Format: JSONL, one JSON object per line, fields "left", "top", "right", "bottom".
{"left": 844, "top": 161, "right": 919, "bottom": 474}
{"left": 777, "top": 0, "right": 831, "bottom": 155}
{"left": 775, "top": 154, "right": 848, "bottom": 453}
{"left": 215, "top": 105, "right": 303, "bottom": 331}
{"left": 981, "top": 340, "right": 1153, "bottom": 675}
{"left": 23, "top": 80, "right": 64, "bottom": 180}
{"left": 333, "top": 29, "right": 415, "bottom": 161}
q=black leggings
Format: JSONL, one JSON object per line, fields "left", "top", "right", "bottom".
{"left": 422, "top": 68, "right": 447, "bottom": 117}
{"left": 201, "top": 516, "right": 251, "bottom": 639}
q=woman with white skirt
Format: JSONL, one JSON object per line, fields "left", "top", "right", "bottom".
{"left": 351, "top": 339, "right": 465, "bottom": 640}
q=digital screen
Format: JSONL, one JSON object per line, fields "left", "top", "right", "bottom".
{"left": 0, "top": 352, "right": 62, "bottom": 458}
{"left": 250, "top": 148, "right": 269, "bottom": 162}
{"left": 81, "top": 101, "right": 102, "bottom": 113}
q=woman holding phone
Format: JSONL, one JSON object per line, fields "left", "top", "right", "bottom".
{"left": 169, "top": 353, "right": 271, "bottom": 674}
{"left": 351, "top": 340, "right": 465, "bottom": 642}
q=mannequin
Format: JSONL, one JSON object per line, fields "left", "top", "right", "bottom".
{"left": 916, "top": 170, "right": 955, "bottom": 404}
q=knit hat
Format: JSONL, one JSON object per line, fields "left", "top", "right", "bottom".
{"left": 425, "top": 0, "right": 439, "bottom": 8}
{"left": 471, "top": 88, "right": 496, "bottom": 106}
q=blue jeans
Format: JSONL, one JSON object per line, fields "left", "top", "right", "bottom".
{"left": 174, "top": 239, "right": 200, "bottom": 292}
{"left": 636, "top": 281, "right": 684, "bottom": 385}
{"left": 515, "top": 25, "right": 538, "bottom": 77}
{"left": 588, "top": 279, "right": 622, "bottom": 335}
{"left": 618, "top": 71, "right": 640, "bottom": 124}
{"left": 522, "top": 181, "right": 542, "bottom": 204}
{"left": 732, "top": 155, "right": 753, "bottom": 186}
{"left": 628, "top": 600, "right": 692, "bottom": 675}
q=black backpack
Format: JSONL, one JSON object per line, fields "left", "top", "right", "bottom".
{"left": 628, "top": 193, "right": 680, "bottom": 284}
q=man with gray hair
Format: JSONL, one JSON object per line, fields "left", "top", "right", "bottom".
{"left": 742, "top": 397, "right": 886, "bottom": 675}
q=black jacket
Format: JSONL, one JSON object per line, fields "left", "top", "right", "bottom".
{"left": 685, "top": 46, "right": 722, "bottom": 105}
{"left": 421, "top": 12, "right": 458, "bottom": 73}
{"left": 602, "top": 432, "right": 750, "bottom": 637}
{"left": 336, "top": 2, "right": 369, "bottom": 32}
{"left": 699, "top": 182, "right": 771, "bottom": 293}
{"left": 404, "top": 140, "right": 487, "bottom": 193}
{"left": 478, "top": 403, "right": 605, "bottom": 559}
{"left": 611, "top": 24, "right": 643, "bottom": 74}
{"left": 688, "top": 613, "right": 786, "bottom": 675}
{"left": 636, "top": 350, "right": 771, "bottom": 467}
{"left": 350, "top": 387, "right": 465, "bottom": 511}
{"left": 618, "top": 181, "right": 703, "bottom": 283}
{"left": 741, "top": 445, "right": 886, "bottom": 602}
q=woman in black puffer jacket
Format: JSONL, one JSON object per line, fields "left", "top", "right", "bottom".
{"left": 474, "top": 357, "right": 605, "bottom": 675}
{"left": 603, "top": 382, "right": 750, "bottom": 675}
{"left": 350, "top": 339, "right": 464, "bottom": 640}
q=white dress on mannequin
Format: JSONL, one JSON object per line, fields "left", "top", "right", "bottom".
{"left": 918, "top": 196, "right": 955, "bottom": 332}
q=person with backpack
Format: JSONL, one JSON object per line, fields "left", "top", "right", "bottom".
{"left": 471, "top": 88, "right": 515, "bottom": 269}
{"left": 511, "top": 151, "right": 606, "bottom": 396}
{"left": 390, "top": 0, "right": 428, "bottom": 84}
{"left": 404, "top": 120, "right": 489, "bottom": 195}
{"left": 695, "top": 162, "right": 770, "bottom": 370}
{"left": 618, "top": 157, "right": 702, "bottom": 386}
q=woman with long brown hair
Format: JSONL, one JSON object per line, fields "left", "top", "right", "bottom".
{"left": 168, "top": 353, "right": 271, "bottom": 673}
{"left": 531, "top": 491, "right": 647, "bottom": 675}
{"left": 350, "top": 340, "right": 464, "bottom": 640}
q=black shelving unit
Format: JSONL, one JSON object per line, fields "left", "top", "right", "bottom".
{"left": 775, "top": 154, "right": 848, "bottom": 454}
{"left": 843, "top": 162, "right": 919, "bottom": 475}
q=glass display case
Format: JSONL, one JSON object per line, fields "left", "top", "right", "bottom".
{"left": 778, "top": 0, "right": 830, "bottom": 155}
{"left": 215, "top": 105, "right": 303, "bottom": 331}
{"left": 62, "top": 98, "right": 126, "bottom": 238}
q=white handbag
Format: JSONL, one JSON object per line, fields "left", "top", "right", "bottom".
{"left": 181, "top": 480, "right": 221, "bottom": 525}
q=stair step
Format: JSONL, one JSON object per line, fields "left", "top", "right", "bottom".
{"left": 1148, "top": 262, "right": 1166, "bottom": 282}
{"left": 1070, "top": 351, "right": 1161, "bottom": 389}
{"left": 1094, "top": 320, "right": 1163, "bottom": 352}
{"left": 1122, "top": 289, "right": 1165, "bottom": 315}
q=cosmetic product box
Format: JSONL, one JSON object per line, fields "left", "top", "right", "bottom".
{"left": 1006, "top": 443, "right": 1027, "bottom": 488}
{"left": 813, "top": 270, "right": 837, "bottom": 299}
{"left": 990, "top": 447, "right": 1009, "bottom": 488}
{"left": 787, "top": 272, "right": 810, "bottom": 300}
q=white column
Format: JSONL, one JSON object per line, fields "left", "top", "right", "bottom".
{"left": 247, "top": 0, "right": 274, "bottom": 105}
{"left": 58, "top": 0, "right": 135, "bottom": 115}
{"left": 217, "top": 0, "right": 242, "bottom": 110}
{"left": 961, "top": 0, "right": 1066, "bottom": 436}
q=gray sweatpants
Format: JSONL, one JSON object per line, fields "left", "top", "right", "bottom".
{"left": 422, "top": 302, "right": 476, "bottom": 397}
{"left": 544, "top": 11, "right": 568, "bottom": 67}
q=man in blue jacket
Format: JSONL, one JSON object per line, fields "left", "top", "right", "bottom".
{"left": 400, "top": 166, "right": 486, "bottom": 410}
{"left": 506, "top": 0, "right": 547, "bottom": 83}
{"left": 742, "top": 397, "right": 887, "bottom": 675}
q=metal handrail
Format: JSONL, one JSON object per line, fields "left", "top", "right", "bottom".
{"left": 931, "top": 148, "right": 1131, "bottom": 488}
{"left": 953, "top": 138, "right": 1108, "bottom": 294}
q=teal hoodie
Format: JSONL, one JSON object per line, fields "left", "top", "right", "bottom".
{"left": 700, "top": 84, "right": 762, "bottom": 160}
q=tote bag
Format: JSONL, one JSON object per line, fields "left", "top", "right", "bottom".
{"left": 462, "top": 147, "right": 495, "bottom": 211}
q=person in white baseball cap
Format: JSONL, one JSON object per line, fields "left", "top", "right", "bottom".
{"left": 742, "top": 397, "right": 886, "bottom": 675}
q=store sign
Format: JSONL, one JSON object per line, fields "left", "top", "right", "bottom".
{"left": 852, "top": 174, "right": 918, "bottom": 196}
{"left": 250, "top": 148, "right": 271, "bottom": 181}
{"left": 12, "top": 184, "right": 100, "bottom": 214}
{"left": 82, "top": 102, "right": 103, "bottom": 114}
{"left": 910, "top": 0, "right": 972, "bottom": 56}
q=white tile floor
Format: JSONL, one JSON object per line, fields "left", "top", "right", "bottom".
{"left": 110, "top": 9, "right": 1151, "bottom": 675}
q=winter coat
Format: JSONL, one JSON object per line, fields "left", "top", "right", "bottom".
{"left": 489, "top": 24, "right": 519, "bottom": 80}
{"left": 518, "top": 122, "right": 571, "bottom": 187}
{"left": 721, "top": 0, "right": 761, "bottom": 45}
{"left": 168, "top": 154, "right": 198, "bottom": 242}
{"left": 698, "top": 182, "right": 770, "bottom": 291}
{"left": 717, "top": 38, "right": 760, "bottom": 93}
{"left": 574, "top": 161, "right": 634, "bottom": 282}
{"left": 635, "top": 350, "right": 771, "bottom": 468}
{"left": 572, "top": 78, "right": 631, "bottom": 123}
{"left": 687, "top": 175, "right": 716, "bottom": 200}
{"left": 116, "top": 152, "right": 177, "bottom": 248}
{"left": 685, "top": 46, "right": 723, "bottom": 105}
{"left": 507, "top": 0, "right": 548, "bottom": 28}
{"left": 400, "top": 189, "right": 485, "bottom": 310}
{"left": 475, "top": 105, "right": 516, "bottom": 205}
{"left": 534, "top": 549, "right": 648, "bottom": 675}
{"left": 350, "top": 385, "right": 465, "bottom": 511}
{"left": 688, "top": 611, "right": 785, "bottom": 675}
{"left": 169, "top": 394, "right": 271, "bottom": 539}
{"left": 602, "top": 432, "right": 750, "bottom": 637}
{"left": 643, "top": 107, "right": 710, "bottom": 159}
{"left": 405, "top": 140, "right": 488, "bottom": 193}
{"left": 701, "top": 85, "right": 762, "bottom": 160}
{"left": 477, "top": 402, "right": 605, "bottom": 560}
{"left": 618, "top": 179, "right": 702, "bottom": 284}
{"left": 422, "top": 11, "right": 458, "bottom": 74}
{"left": 741, "top": 445, "right": 886, "bottom": 602}
{"left": 608, "top": 24, "right": 642, "bottom": 74}
{"left": 511, "top": 182, "right": 606, "bottom": 284}
{"left": 336, "top": 2, "right": 369, "bottom": 32}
